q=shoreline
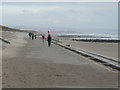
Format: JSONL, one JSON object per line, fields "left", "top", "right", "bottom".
{"left": 54, "top": 36, "right": 118, "bottom": 61}
{"left": 72, "top": 38, "right": 120, "bottom": 43}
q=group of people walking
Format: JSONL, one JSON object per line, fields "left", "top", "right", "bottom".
{"left": 28, "top": 31, "right": 52, "bottom": 47}
{"left": 28, "top": 32, "right": 37, "bottom": 40}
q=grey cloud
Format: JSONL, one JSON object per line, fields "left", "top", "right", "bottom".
{"left": 2, "top": 2, "right": 118, "bottom": 34}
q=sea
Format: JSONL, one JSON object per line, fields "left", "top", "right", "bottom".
{"left": 54, "top": 32, "right": 119, "bottom": 41}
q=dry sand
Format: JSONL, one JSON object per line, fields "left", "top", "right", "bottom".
{"left": 55, "top": 37, "right": 118, "bottom": 61}
{"left": 1, "top": 32, "right": 118, "bottom": 88}
{"left": 1, "top": 31, "right": 28, "bottom": 88}
{"left": 2, "top": 34, "right": 118, "bottom": 88}
{"left": 2, "top": 31, "right": 27, "bottom": 57}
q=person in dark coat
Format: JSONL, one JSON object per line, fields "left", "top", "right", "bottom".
{"left": 34, "top": 35, "right": 37, "bottom": 40}
{"left": 31, "top": 33, "right": 34, "bottom": 40}
{"left": 28, "top": 32, "right": 32, "bottom": 39}
{"left": 47, "top": 34, "right": 52, "bottom": 46}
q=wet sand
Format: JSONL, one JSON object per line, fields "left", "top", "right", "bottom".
{"left": 55, "top": 36, "right": 118, "bottom": 61}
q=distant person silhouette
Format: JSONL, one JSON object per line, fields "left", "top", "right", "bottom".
{"left": 35, "top": 35, "right": 37, "bottom": 39}
{"left": 42, "top": 35, "right": 45, "bottom": 43}
{"left": 31, "top": 33, "right": 34, "bottom": 40}
{"left": 28, "top": 32, "right": 32, "bottom": 39}
{"left": 47, "top": 34, "right": 52, "bottom": 47}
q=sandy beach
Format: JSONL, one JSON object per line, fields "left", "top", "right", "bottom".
{"left": 55, "top": 36, "right": 118, "bottom": 61}
{"left": 2, "top": 31, "right": 28, "bottom": 60}
{"left": 1, "top": 31, "right": 118, "bottom": 88}
{"left": 1, "top": 31, "right": 28, "bottom": 88}
{"left": 1, "top": 2, "right": 118, "bottom": 88}
{"left": 0, "top": 26, "right": 117, "bottom": 88}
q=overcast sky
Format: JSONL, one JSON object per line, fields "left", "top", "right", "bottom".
{"left": 1, "top": 2, "right": 118, "bottom": 34}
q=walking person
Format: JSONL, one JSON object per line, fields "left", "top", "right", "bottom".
{"left": 28, "top": 32, "right": 32, "bottom": 40}
{"left": 47, "top": 34, "right": 52, "bottom": 47}
{"left": 31, "top": 33, "right": 34, "bottom": 40}
{"left": 35, "top": 35, "right": 37, "bottom": 40}
{"left": 42, "top": 35, "right": 45, "bottom": 43}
